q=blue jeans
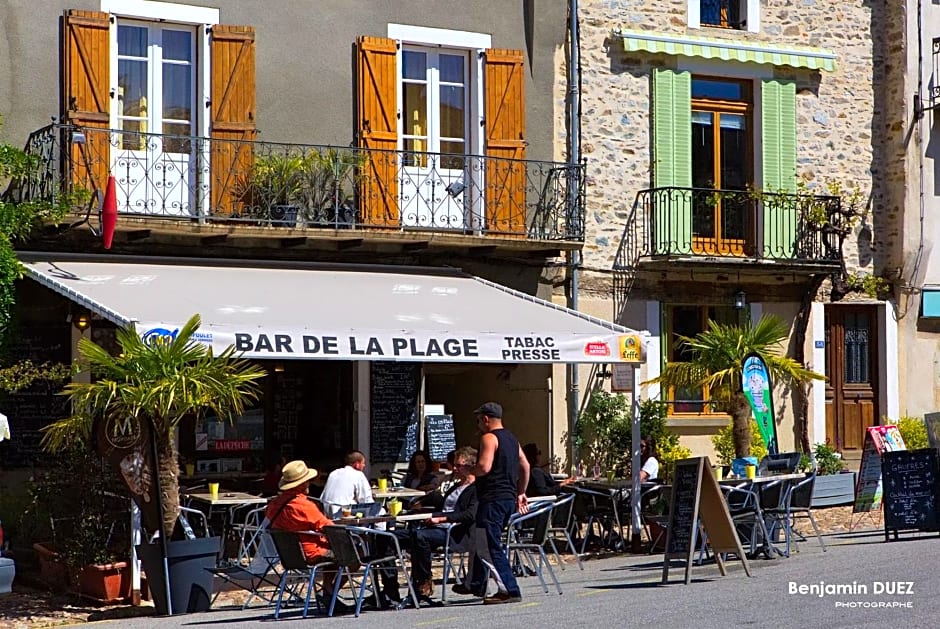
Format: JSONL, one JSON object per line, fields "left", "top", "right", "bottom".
{"left": 469, "top": 498, "right": 520, "bottom": 596}
{"left": 410, "top": 525, "right": 449, "bottom": 583}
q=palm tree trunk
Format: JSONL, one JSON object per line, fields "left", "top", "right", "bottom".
{"left": 154, "top": 427, "right": 181, "bottom": 539}
{"left": 731, "top": 392, "right": 752, "bottom": 459}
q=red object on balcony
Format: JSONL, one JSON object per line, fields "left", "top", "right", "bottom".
{"left": 101, "top": 175, "right": 117, "bottom": 249}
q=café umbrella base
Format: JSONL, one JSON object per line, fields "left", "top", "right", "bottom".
{"left": 136, "top": 537, "right": 219, "bottom": 615}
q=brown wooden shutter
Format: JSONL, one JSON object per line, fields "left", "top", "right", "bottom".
{"left": 356, "top": 36, "right": 399, "bottom": 227}
{"left": 62, "top": 10, "right": 111, "bottom": 200}
{"left": 210, "top": 25, "right": 256, "bottom": 217}
{"left": 484, "top": 48, "right": 526, "bottom": 236}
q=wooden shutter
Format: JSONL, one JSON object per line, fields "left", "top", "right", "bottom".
{"left": 210, "top": 25, "right": 256, "bottom": 217}
{"left": 357, "top": 36, "right": 399, "bottom": 227}
{"left": 62, "top": 10, "right": 111, "bottom": 201}
{"left": 484, "top": 48, "right": 526, "bottom": 236}
{"left": 652, "top": 68, "right": 692, "bottom": 252}
{"left": 761, "top": 78, "right": 797, "bottom": 257}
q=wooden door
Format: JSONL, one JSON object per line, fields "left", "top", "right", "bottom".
{"left": 824, "top": 305, "right": 879, "bottom": 459}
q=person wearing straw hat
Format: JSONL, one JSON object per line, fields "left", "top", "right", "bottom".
{"left": 265, "top": 460, "right": 333, "bottom": 563}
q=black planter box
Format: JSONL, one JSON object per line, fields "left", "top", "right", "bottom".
{"left": 136, "top": 537, "right": 219, "bottom": 615}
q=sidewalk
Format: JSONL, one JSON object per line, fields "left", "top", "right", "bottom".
{"left": 0, "top": 514, "right": 885, "bottom": 628}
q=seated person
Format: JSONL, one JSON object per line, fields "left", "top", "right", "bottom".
{"left": 522, "top": 443, "right": 574, "bottom": 496}
{"left": 409, "top": 446, "right": 479, "bottom": 597}
{"left": 320, "top": 450, "right": 376, "bottom": 517}
{"left": 403, "top": 449, "right": 441, "bottom": 493}
{"left": 640, "top": 436, "right": 660, "bottom": 482}
{"left": 266, "top": 461, "right": 340, "bottom": 600}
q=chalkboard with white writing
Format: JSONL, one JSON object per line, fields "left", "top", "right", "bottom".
{"left": 0, "top": 324, "right": 71, "bottom": 468}
{"left": 882, "top": 448, "right": 940, "bottom": 539}
{"left": 425, "top": 414, "right": 456, "bottom": 462}
{"left": 370, "top": 362, "right": 420, "bottom": 463}
{"left": 665, "top": 459, "right": 701, "bottom": 557}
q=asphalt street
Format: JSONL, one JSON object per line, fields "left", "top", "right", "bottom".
{"left": 72, "top": 530, "right": 939, "bottom": 629}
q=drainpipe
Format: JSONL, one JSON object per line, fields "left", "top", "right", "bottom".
{"left": 567, "top": 0, "right": 582, "bottom": 469}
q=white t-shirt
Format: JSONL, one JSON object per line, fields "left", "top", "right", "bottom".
{"left": 641, "top": 457, "right": 660, "bottom": 481}
{"left": 320, "top": 465, "right": 374, "bottom": 515}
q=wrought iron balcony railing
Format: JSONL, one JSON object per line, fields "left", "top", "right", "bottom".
{"left": 19, "top": 124, "right": 585, "bottom": 242}
{"left": 613, "top": 186, "right": 845, "bottom": 272}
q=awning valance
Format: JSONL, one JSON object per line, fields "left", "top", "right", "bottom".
{"left": 23, "top": 256, "right": 646, "bottom": 364}
{"left": 616, "top": 29, "right": 837, "bottom": 72}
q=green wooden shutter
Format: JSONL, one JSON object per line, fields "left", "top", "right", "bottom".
{"left": 761, "top": 79, "right": 797, "bottom": 258}
{"left": 653, "top": 68, "right": 692, "bottom": 253}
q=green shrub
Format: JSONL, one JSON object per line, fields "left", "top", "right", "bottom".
{"left": 813, "top": 442, "right": 847, "bottom": 475}
{"left": 894, "top": 416, "right": 929, "bottom": 450}
{"left": 711, "top": 419, "right": 768, "bottom": 466}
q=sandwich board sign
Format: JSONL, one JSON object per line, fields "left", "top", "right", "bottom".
{"left": 662, "top": 457, "right": 751, "bottom": 584}
{"left": 854, "top": 425, "right": 907, "bottom": 513}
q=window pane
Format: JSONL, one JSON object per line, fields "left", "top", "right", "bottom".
{"left": 439, "top": 86, "right": 465, "bottom": 138}
{"left": 692, "top": 78, "right": 743, "bottom": 100}
{"left": 692, "top": 113, "right": 716, "bottom": 238}
{"left": 118, "top": 59, "right": 148, "bottom": 117}
{"left": 439, "top": 142, "right": 465, "bottom": 169}
{"left": 162, "top": 29, "right": 192, "bottom": 62}
{"left": 118, "top": 25, "right": 147, "bottom": 57}
{"left": 439, "top": 54, "right": 464, "bottom": 83}
{"left": 404, "top": 83, "right": 427, "bottom": 139}
{"left": 162, "top": 123, "right": 192, "bottom": 153}
{"left": 843, "top": 313, "right": 870, "bottom": 384}
{"left": 403, "top": 50, "right": 427, "bottom": 81}
{"left": 162, "top": 64, "right": 192, "bottom": 122}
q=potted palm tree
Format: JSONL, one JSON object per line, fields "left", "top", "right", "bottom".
{"left": 650, "top": 315, "right": 824, "bottom": 459}
{"left": 41, "top": 314, "right": 265, "bottom": 614}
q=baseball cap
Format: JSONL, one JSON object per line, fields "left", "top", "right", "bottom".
{"left": 473, "top": 402, "right": 503, "bottom": 418}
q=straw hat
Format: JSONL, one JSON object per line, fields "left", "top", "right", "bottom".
{"left": 278, "top": 460, "right": 318, "bottom": 490}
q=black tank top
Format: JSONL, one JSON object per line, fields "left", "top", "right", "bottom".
{"left": 477, "top": 428, "right": 520, "bottom": 502}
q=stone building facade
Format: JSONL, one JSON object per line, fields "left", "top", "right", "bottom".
{"left": 553, "top": 0, "right": 898, "bottom": 462}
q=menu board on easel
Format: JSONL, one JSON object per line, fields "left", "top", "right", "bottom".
{"left": 370, "top": 362, "right": 420, "bottom": 463}
{"left": 662, "top": 457, "right": 750, "bottom": 584}
{"left": 271, "top": 373, "right": 303, "bottom": 460}
{"left": 882, "top": 448, "right": 940, "bottom": 539}
{"left": 0, "top": 324, "right": 71, "bottom": 468}
{"left": 854, "top": 424, "right": 907, "bottom": 513}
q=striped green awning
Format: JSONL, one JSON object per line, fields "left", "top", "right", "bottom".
{"left": 617, "top": 29, "right": 837, "bottom": 72}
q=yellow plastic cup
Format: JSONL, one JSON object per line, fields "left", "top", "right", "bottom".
{"left": 389, "top": 500, "right": 402, "bottom": 516}
{"left": 377, "top": 478, "right": 388, "bottom": 492}
{"left": 714, "top": 466, "right": 724, "bottom": 481}
{"left": 745, "top": 465, "right": 756, "bottom": 480}
{"left": 185, "top": 463, "right": 195, "bottom": 477}
{"left": 208, "top": 482, "right": 220, "bottom": 500}
{"left": 606, "top": 470, "right": 616, "bottom": 482}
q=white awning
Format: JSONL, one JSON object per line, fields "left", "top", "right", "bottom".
{"left": 23, "top": 257, "right": 646, "bottom": 364}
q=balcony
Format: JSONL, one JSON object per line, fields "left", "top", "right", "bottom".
{"left": 612, "top": 186, "right": 846, "bottom": 307}
{"left": 18, "top": 124, "right": 585, "bottom": 254}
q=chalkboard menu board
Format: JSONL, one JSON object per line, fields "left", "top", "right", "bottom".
{"left": 271, "top": 373, "right": 303, "bottom": 459}
{"left": 666, "top": 460, "right": 700, "bottom": 556}
{"left": 1, "top": 324, "right": 71, "bottom": 468}
{"left": 882, "top": 449, "right": 940, "bottom": 538}
{"left": 370, "top": 362, "right": 420, "bottom": 463}
{"left": 425, "top": 414, "right": 456, "bottom": 461}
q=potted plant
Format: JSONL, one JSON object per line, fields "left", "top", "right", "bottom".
{"left": 236, "top": 153, "right": 305, "bottom": 226}
{"left": 24, "top": 445, "right": 131, "bottom": 602}
{"left": 41, "top": 314, "right": 266, "bottom": 615}
{"left": 296, "top": 148, "right": 363, "bottom": 227}
{"left": 810, "top": 442, "right": 856, "bottom": 508}
{"left": 649, "top": 315, "right": 825, "bottom": 460}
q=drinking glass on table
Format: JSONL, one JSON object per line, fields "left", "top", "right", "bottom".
{"left": 341, "top": 506, "right": 352, "bottom": 518}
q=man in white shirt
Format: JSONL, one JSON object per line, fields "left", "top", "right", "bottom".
{"left": 320, "top": 450, "right": 375, "bottom": 517}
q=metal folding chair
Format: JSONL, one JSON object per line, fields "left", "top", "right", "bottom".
{"left": 503, "top": 501, "right": 562, "bottom": 595}
{"left": 268, "top": 529, "right": 335, "bottom": 619}
{"left": 765, "top": 470, "right": 826, "bottom": 556}
{"left": 721, "top": 481, "right": 776, "bottom": 558}
{"left": 545, "top": 493, "right": 584, "bottom": 570}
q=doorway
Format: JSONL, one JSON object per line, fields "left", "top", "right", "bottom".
{"left": 824, "top": 304, "right": 880, "bottom": 459}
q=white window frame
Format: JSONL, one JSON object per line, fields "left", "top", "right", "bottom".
{"left": 688, "top": 0, "right": 760, "bottom": 34}
{"left": 102, "top": 0, "right": 216, "bottom": 139}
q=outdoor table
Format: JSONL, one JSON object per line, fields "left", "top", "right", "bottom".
{"left": 393, "top": 512, "right": 435, "bottom": 523}
{"left": 185, "top": 491, "right": 268, "bottom": 559}
{"left": 332, "top": 515, "right": 397, "bottom": 527}
{"left": 372, "top": 488, "right": 426, "bottom": 501}
{"left": 718, "top": 473, "right": 806, "bottom": 559}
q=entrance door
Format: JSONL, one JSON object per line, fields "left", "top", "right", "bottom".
{"left": 824, "top": 305, "right": 879, "bottom": 458}
{"left": 400, "top": 47, "right": 470, "bottom": 229}
{"left": 115, "top": 22, "right": 199, "bottom": 216}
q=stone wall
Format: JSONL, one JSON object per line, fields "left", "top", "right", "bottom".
{"left": 562, "top": 1, "right": 880, "bottom": 291}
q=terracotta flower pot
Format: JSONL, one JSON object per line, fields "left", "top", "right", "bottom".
{"left": 75, "top": 562, "right": 130, "bottom": 603}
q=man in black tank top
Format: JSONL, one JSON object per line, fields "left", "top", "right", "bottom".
{"left": 465, "top": 402, "right": 530, "bottom": 604}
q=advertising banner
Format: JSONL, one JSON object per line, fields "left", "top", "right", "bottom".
{"left": 854, "top": 424, "right": 907, "bottom": 513}
{"left": 136, "top": 323, "right": 646, "bottom": 365}
{"left": 742, "top": 353, "right": 778, "bottom": 454}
